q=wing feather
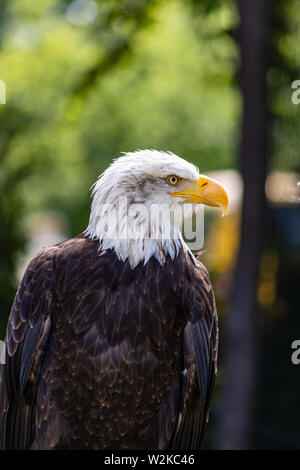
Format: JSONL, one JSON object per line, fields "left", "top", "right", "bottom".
{"left": 0, "top": 248, "right": 55, "bottom": 449}
{"left": 170, "top": 258, "right": 218, "bottom": 450}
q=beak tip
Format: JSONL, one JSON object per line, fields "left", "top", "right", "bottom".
{"left": 221, "top": 205, "right": 229, "bottom": 218}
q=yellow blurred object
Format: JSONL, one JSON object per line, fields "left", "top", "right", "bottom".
{"left": 258, "top": 280, "right": 276, "bottom": 309}
{"left": 257, "top": 250, "right": 279, "bottom": 311}
{"left": 205, "top": 211, "right": 240, "bottom": 274}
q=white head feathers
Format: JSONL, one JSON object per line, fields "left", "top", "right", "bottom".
{"left": 85, "top": 150, "right": 200, "bottom": 268}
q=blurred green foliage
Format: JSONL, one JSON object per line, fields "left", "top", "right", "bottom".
{"left": 1, "top": 1, "right": 240, "bottom": 220}
{"left": 269, "top": 0, "right": 300, "bottom": 172}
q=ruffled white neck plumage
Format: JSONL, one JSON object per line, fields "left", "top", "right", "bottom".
{"left": 85, "top": 195, "right": 188, "bottom": 268}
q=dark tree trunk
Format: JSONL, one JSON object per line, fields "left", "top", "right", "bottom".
{"left": 216, "top": 0, "right": 270, "bottom": 449}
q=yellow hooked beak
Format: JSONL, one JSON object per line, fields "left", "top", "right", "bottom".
{"left": 170, "top": 175, "right": 229, "bottom": 217}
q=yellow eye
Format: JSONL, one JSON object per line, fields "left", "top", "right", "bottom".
{"left": 166, "top": 175, "right": 181, "bottom": 186}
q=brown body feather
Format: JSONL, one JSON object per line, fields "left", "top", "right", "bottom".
{"left": 0, "top": 234, "right": 218, "bottom": 449}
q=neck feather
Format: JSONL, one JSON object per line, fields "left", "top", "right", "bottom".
{"left": 85, "top": 197, "right": 189, "bottom": 268}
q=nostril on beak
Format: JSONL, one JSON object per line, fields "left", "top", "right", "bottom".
{"left": 201, "top": 182, "right": 208, "bottom": 189}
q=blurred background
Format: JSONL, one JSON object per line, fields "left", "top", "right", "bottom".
{"left": 0, "top": 0, "right": 300, "bottom": 449}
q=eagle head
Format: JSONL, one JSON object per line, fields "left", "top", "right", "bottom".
{"left": 86, "top": 150, "right": 228, "bottom": 267}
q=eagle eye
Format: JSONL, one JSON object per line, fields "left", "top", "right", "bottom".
{"left": 166, "top": 175, "right": 181, "bottom": 186}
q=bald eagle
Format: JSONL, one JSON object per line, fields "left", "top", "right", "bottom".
{"left": 0, "top": 150, "right": 228, "bottom": 450}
